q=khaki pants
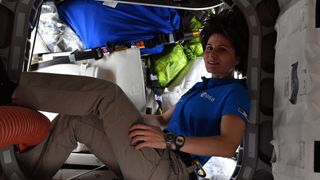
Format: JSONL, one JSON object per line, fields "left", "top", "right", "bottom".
{"left": 13, "top": 72, "right": 189, "bottom": 180}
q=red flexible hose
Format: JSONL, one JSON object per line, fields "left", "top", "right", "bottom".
{"left": 0, "top": 106, "right": 50, "bottom": 152}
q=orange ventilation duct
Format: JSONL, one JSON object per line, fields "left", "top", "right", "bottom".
{"left": 0, "top": 106, "right": 50, "bottom": 152}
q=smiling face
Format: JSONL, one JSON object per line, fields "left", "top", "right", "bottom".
{"left": 203, "top": 33, "right": 239, "bottom": 78}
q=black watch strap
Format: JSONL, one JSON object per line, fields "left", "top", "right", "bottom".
{"left": 164, "top": 131, "right": 175, "bottom": 150}
{"left": 164, "top": 130, "right": 185, "bottom": 151}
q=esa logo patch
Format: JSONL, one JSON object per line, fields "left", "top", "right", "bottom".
{"left": 200, "top": 92, "right": 215, "bottom": 102}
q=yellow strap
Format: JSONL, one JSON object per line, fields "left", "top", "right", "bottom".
{"left": 192, "top": 159, "right": 207, "bottom": 178}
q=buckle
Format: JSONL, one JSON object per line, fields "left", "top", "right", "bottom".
{"left": 192, "top": 159, "right": 206, "bottom": 178}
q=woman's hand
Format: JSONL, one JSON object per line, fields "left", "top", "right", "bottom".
{"left": 129, "top": 123, "right": 166, "bottom": 150}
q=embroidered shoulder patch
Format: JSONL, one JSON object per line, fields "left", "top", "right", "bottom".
{"left": 238, "top": 107, "right": 248, "bottom": 121}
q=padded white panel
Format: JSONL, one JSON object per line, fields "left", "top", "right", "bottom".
{"left": 273, "top": 0, "right": 320, "bottom": 179}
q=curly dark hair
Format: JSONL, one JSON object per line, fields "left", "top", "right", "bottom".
{"left": 200, "top": 8, "right": 249, "bottom": 75}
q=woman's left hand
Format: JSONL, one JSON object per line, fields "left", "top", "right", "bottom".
{"left": 129, "top": 123, "right": 166, "bottom": 150}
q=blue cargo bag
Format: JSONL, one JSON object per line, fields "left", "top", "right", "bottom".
{"left": 57, "top": 0, "right": 181, "bottom": 54}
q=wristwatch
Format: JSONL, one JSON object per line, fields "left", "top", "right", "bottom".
{"left": 175, "top": 135, "right": 185, "bottom": 151}
{"left": 164, "top": 131, "right": 185, "bottom": 151}
{"left": 164, "top": 132, "right": 176, "bottom": 149}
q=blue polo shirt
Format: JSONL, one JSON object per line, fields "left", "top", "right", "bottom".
{"left": 165, "top": 77, "right": 250, "bottom": 165}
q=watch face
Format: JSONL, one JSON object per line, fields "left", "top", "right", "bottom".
{"left": 165, "top": 133, "right": 175, "bottom": 143}
{"left": 175, "top": 136, "right": 185, "bottom": 146}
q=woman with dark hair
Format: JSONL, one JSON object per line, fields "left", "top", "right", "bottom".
{"left": 200, "top": 9, "right": 249, "bottom": 76}
{"left": 0, "top": 8, "right": 249, "bottom": 180}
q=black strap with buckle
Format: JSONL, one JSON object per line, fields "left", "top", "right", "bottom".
{"left": 29, "top": 47, "right": 104, "bottom": 71}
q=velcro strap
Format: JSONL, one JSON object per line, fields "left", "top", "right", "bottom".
{"left": 0, "top": 146, "right": 27, "bottom": 179}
